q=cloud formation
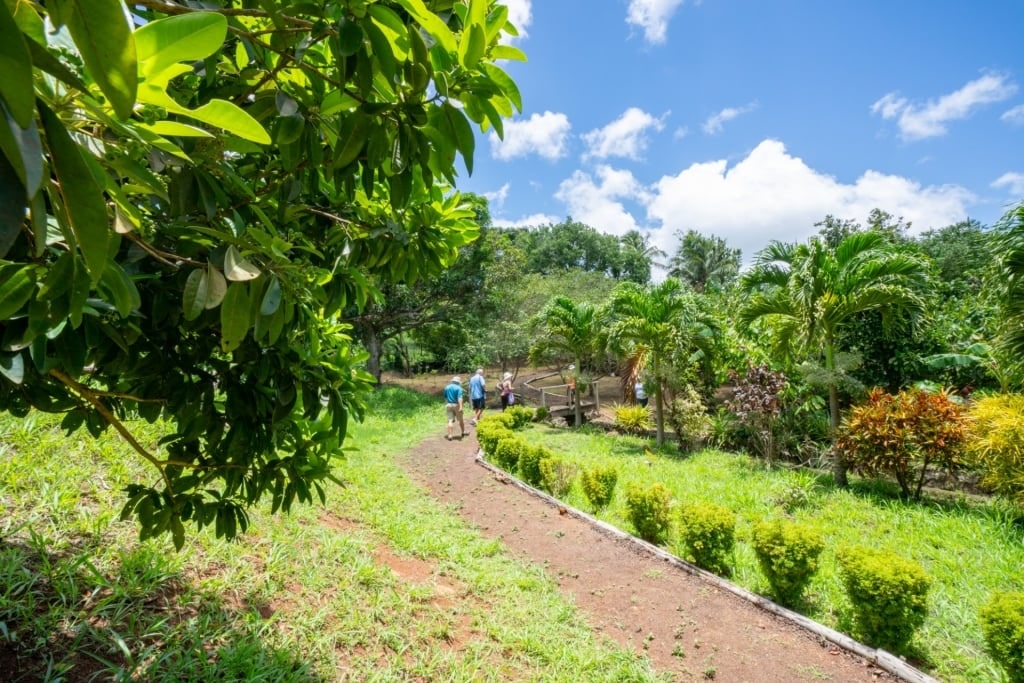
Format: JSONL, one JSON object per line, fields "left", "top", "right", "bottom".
{"left": 626, "top": 0, "right": 686, "bottom": 44}
{"left": 517, "top": 139, "right": 973, "bottom": 263}
{"left": 483, "top": 183, "right": 510, "bottom": 208}
{"left": 993, "top": 172, "right": 1024, "bottom": 196}
{"left": 872, "top": 73, "right": 1018, "bottom": 141}
{"left": 581, "top": 107, "right": 666, "bottom": 161}
{"left": 703, "top": 102, "right": 758, "bottom": 135}
{"left": 490, "top": 111, "right": 572, "bottom": 161}
{"left": 501, "top": 0, "right": 532, "bottom": 40}
{"left": 1002, "top": 104, "right": 1024, "bottom": 125}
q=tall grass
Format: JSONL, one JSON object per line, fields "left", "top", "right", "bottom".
{"left": 0, "top": 388, "right": 666, "bottom": 682}
{"left": 518, "top": 424, "right": 1018, "bottom": 682}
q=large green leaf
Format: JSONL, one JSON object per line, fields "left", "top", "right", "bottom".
{"left": 0, "top": 263, "right": 34, "bottom": 319}
{"left": 0, "top": 103, "right": 43, "bottom": 197}
{"left": 0, "top": 147, "right": 25, "bottom": 257}
{"left": 224, "top": 245, "right": 261, "bottom": 281}
{"left": 443, "top": 102, "right": 475, "bottom": 174}
{"left": 220, "top": 282, "right": 251, "bottom": 353}
{"left": 393, "top": 0, "right": 457, "bottom": 54}
{"left": 135, "top": 12, "right": 227, "bottom": 82}
{"left": 137, "top": 87, "right": 271, "bottom": 145}
{"left": 54, "top": 0, "right": 137, "bottom": 119}
{"left": 0, "top": 351, "right": 24, "bottom": 385}
{"left": 0, "top": 2, "right": 33, "bottom": 128}
{"left": 39, "top": 104, "right": 109, "bottom": 284}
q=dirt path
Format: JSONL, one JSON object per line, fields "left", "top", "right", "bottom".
{"left": 396, "top": 430, "right": 898, "bottom": 683}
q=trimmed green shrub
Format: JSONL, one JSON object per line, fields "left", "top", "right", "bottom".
{"left": 506, "top": 406, "right": 535, "bottom": 429}
{"left": 613, "top": 404, "right": 652, "bottom": 436}
{"left": 580, "top": 465, "right": 618, "bottom": 510}
{"left": 678, "top": 503, "right": 735, "bottom": 575}
{"left": 665, "top": 385, "right": 712, "bottom": 453}
{"left": 518, "top": 444, "right": 554, "bottom": 489}
{"left": 539, "top": 457, "right": 576, "bottom": 497}
{"left": 534, "top": 405, "right": 550, "bottom": 421}
{"left": 624, "top": 483, "right": 673, "bottom": 543}
{"left": 967, "top": 394, "right": 1024, "bottom": 504}
{"left": 837, "top": 546, "right": 931, "bottom": 651}
{"left": 751, "top": 519, "right": 825, "bottom": 606}
{"left": 476, "top": 419, "right": 514, "bottom": 456}
{"left": 979, "top": 591, "right": 1024, "bottom": 683}
{"left": 493, "top": 436, "right": 528, "bottom": 473}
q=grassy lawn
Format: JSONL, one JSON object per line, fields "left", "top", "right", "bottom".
{"left": 0, "top": 388, "right": 665, "bottom": 682}
{"left": 514, "top": 422, "right": 1022, "bottom": 683}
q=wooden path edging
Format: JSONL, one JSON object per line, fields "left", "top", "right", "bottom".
{"left": 473, "top": 451, "right": 941, "bottom": 683}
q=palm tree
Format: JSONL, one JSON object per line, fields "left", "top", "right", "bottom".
{"left": 997, "top": 203, "right": 1024, "bottom": 382}
{"left": 740, "top": 231, "right": 927, "bottom": 485}
{"left": 530, "top": 297, "right": 607, "bottom": 427}
{"left": 669, "top": 230, "right": 741, "bottom": 293}
{"left": 608, "top": 279, "right": 716, "bottom": 446}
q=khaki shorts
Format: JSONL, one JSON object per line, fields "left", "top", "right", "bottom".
{"left": 446, "top": 403, "right": 462, "bottom": 422}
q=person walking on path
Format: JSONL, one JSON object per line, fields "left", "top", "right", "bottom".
{"left": 469, "top": 368, "right": 486, "bottom": 424}
{"left": 444, "top": 376, "right": 466, "bottom": 440}
{"left": 634, "top": 380, "right": 648, "bottom": 408}
{"left": 499, "top": 372, "right": 514, "bottom": 411}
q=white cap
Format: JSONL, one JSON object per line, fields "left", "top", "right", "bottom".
{"left": 476, "top": 368, "right": 484, "bottom": 374}
{"left": 503, "top": 372, "right": 512, "bottom": 379}
{"left": 452, "top": 376, "right": 461, "bottom": 383}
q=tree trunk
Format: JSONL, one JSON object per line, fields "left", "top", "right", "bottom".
{"left": 573, "top": 357, "right": 583, "bottom": 428}
{"left": 654, "top": 356, "right": 664, "bottom": 447}
{"left": 826, "top": 339, "right": 847, "bottom": 487}
{"left": 364, "top": 328, "right": 384, "bottom": 384}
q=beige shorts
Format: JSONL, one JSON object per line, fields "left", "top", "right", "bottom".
{"left": 446, "top": 403, "right": 462, "bottom": 422}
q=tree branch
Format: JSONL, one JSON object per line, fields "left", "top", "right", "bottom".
{"left": 132, "top": 0, "right": 317, "bottom": 29}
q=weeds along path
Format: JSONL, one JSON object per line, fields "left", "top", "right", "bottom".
{"left": 397, "top": 431, "right": 899, "bottom": 683}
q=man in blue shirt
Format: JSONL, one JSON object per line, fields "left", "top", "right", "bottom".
{"left": 444, "top": 376, "right": 466, "bottom": 441}
{"left": 468, "top": 368, "right": 486, "bottom": 425}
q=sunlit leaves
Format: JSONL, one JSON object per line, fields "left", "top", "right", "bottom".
{"left": 0, "top": 2, "right": 34, "bottom": 128}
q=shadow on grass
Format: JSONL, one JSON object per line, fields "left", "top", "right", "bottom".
{"left": 0, "top": 534, "right": 326, "bottom": 683}
{"left": 368, "top": 385, "right": 438, "bottom": 420}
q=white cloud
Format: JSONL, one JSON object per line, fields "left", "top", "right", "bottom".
{"left": 493, "top": 212, "right": 561, "bottom": 229}
{"left": 1002, "top": 104, "right": 1024, "bottom": 125}
{"left": 993, "top": 172, "right": 1024, "bottom": 196}
{"left": 673, "top": 126, "right": 689, "bottom": 140}
{"left": 490, "top": 111, "right": 572, "bottom": 161}
{"left": 702, "top": 102, "right": 758, "bottom": 135}
{"left": 872, "top": 73, "right": 1018, "bottom": 141}
{"left": 483, "top": 183, "right": 510, "bottom": 208}
{"left": 554, "top": 166, "right": 652, "bottom": 236}
{"left": 581, "top": 107, "right": 666, "bottom": 161}
{"left": 501, "top": 0, "right": 532, "bottom": 41}
{"left": 626, "top": 0, "right": 685, "bottom": 45}
{"left": 645, "top": 140, "right": 973, "bottom": 261}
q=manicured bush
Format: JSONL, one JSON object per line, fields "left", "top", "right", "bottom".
{"left": 539, "top": 457, "right": 577, "bottom": 497}
{"left": 518, "top": 444, "right": 554, "bottom": 489}
{"left": 534, "top": 405, "right": 550, "bottom": 421}
{"left": 624, "top": 483, "right": 673, "bottom": 543}
{"left": 979, "top": 591, "right": 1024, "bottom": 683}
{"left": 751, "top": 519, "right": 825, "bottom": 606}
{"left": 613, "top": 404, "right": 652, "bottom": 436}
{"left": 836, "top": 546, "right": 931, "bottom": 651}
{"left": 493, "top": 436, "right": 528, "bottom": 473}
{"left": 966, "top": 394, "right": 1024, "bottom": 504}
{"left": 678, "top": 503, "right": 735, "bottom": 575}
{"left": 580, "top": 465, "right": 618, "bottom": 510}
{"left": 476, "top": 419, "right": 514, "bottom": 456}
{"left": 665, "top": 385, "right": 712, "bottom": 453}
{"left": 837, "top": 387, "right": 967, "bottom": 499}
{"left": 506, "top": 406, "right": 535, "bottom": 429}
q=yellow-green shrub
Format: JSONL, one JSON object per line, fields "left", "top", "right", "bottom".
{"left": 624, "top": 483, "right": 673, "bottom": 543}
{"left": 678, "top": 503, "right": 735, "bottom": 575}
{"left": 505, "top": 406, "right": 535, "bottom": 429}
{"left": 613, "top": 404, "right": 652, "bottom": 436}
{"left": 751, "top": 519, "right": 824, "bottom": 606}
{"left": 476, "top": 419, "right": 514, "bottom": 456}
{"left": 837, "top": 546, "right": 930, "bottom": 651}
{"left": 493, "top": 436, "right": 529, "bottom": 472}
{"left": 580, "top": 465, "right": 618, "bottom": 510}
{"left": 518, "top": 444, "right": 554, "bottom": 489}
{"left": 979, "top": 591, "right": 1024, "bottom": 683}
{"left": 539, "top": 457, "right": 576, "bottom": 497}
{"left": 967, "top": 394, "right": 1024, "bottom": 504}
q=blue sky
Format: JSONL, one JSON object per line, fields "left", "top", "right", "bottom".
{"left": 459, "top": 0, "right": 1024, "bottom": 263}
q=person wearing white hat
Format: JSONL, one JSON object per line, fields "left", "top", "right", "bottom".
{"left": 443, "top": 376, "right": 466, "bottom": 440}
{"left": 499, "top": 372, "right": 514, "bottom": 411}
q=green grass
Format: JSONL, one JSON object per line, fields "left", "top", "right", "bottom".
{"left": 0, "top": 388, "right": 667, "bottom": 682}
{"left": 509, "top": 423, "right": 1020, "bottom": 683}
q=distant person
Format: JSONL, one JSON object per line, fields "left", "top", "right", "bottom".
{"left": 635, "top": 380, "right": 648, "bottom": 408}
{"left": 444, "top": 376, "right": 466, "bottom": 440}
{"left": 499, "top": 372, "right": 514, "bottom": 411}
{"left": 565, "top": 364, "right": 576, "bottom": 406}
{"left": 469, "top": 368, "right": 486, "bottom": 424}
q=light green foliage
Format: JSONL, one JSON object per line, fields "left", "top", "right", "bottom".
{"left": 539, "top": 456, "right": 577, "bottom": 497}
{"left": 493, "top": 436, "right": 528, "bottom": 473}
{"left": 678, "top": 503, "right": 735, "bottom": 575}
{"left": 475, "top": 417, "right": 515, "bottom": 457}
{"left": 979, "top": 591, "right": 1024, "bottom": 683}
{"left": 665, "top": 385, "right": 712, "bottom": 453}
{"left": 0, "top": 1, "right": 525, "bottom": 546}
{"left": 580, "top": 465, "right": 619, "bottom": 510}
{"left": 837, "top": 546, "right": 931, "bottom": 651}
{"left": 613, "top": 404, "right": 653, "bottom": 436}
{"left": 624, "top": 483, "right": 673, "bottom": 543}
{"left": 505, "top": 406, "right": 535, "bottom": 429}
{"left": 534, "top": 405, "right": 550, "bottom": 421}
{"left": 518, "top": 444, "right": 554, "bottom": 488}
{"left": 751, "top": 519, "right": 825, "bottom": 605}
{"left": 668, "top": 229, "right": 741, "bottom": 293}
{"left": 967, "top": 394, "right": 1024, "bottom": 504}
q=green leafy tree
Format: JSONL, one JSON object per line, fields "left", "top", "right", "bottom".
{"left": 618, "top": 229, "right": 666, "bottom": 284}
{"left": 740, "top": 231, "right": 927, "bottom": 485}
{"left": 529, "top": 297, "right": 608, "bottom": 427}
{"left": 668, "top": 230, "right": 741, "bottom": 293}
{"left": 0, "top": 0, "right": 524, "bottom": 546}
{"left": 996, "top": 203, "right": 1024, "bottom": 381}
{"left": 608, "top": 279, "right": 716, "bottom": 446}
